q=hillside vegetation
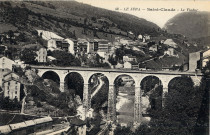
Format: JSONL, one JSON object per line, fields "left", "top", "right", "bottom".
{"left": 0, "top": 1, "right": 160, "bottom": 43}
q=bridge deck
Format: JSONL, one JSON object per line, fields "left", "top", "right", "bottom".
{"left": 31, "top": 65, "right": 203, "bottom": 76}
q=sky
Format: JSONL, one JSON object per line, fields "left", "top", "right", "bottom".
{"left": 75, "top": 0, "right": 210, "bottom": 28}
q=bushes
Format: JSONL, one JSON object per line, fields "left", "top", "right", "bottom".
{"left": 51, "top": 50, "right": 81, "bottom": 66}
{"left": 0, "top": 97, "right": 21, "bottom": 111}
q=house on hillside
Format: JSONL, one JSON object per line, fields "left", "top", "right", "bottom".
{"left": 164, "top": 47, "right": 178, "bottom": 57}
{"left": 144, "top": 34, "right": 151, "bottom": 40}
{"left": 2, "top": 72, "right": 23, "bottom": 101}
{"left": 163, "top": 39, "right": 178, "bottom": 48}
{"left": 123, "top": 55, "right": 137, "bottom": 62}
{"left": 37, "top": 30, "right": 63, "bottom": 40}
{"left": 94, "top": 39, "right": 109, "bottom": 53}
{"left": 22, "top": 44, "right": 47, "bottom": 63}
{"left": 0, "top": 56, "right": 15, "bottom": 87}
{"left": 65, "top": 38, "right": 77, "bottom": 54}
{"left": 149, "top": 45, "right": 158, "bottom": 52}
{"left": 138, "top": 34, "right": 143, "bottom": 40}
{"left": 77, "top": 38, "right": 90, "bottom": 54}
{"left": 202, "top": 49, "right": 210, "bottom": 68}
{"left": 124, "top": 61, "right": 139, "bottom": 69}
{"left": 0, "top": 56, "right": 15, "bottom": 71}
{"left": 47, "top": 38, "right": 70, "bottom": 52}
{"left": 141, "top": 34, "right": 151, "bottom": 42}
{"left": 35, "top": 47, "right": 47, "bottom": 63}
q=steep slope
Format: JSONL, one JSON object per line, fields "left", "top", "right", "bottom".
{"left": 0, "top": 1, "right": 160, "bottom": 43}
{"left": 164, "top": 12, "right": 210, "bottom": 39}
{"left": 45, "top": 1, "right": 160, "bottom": 35}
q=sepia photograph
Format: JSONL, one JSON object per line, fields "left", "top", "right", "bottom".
{"left": 0, "top": 0, "right": 209, "bottom": 135}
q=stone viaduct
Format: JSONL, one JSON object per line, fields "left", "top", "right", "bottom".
{"left": 31, "top": 66, "right": 203, "bottom": 124}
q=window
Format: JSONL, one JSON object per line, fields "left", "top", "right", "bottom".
{"left": 8, "top": 82, "right": 10, "bottom": 85}
{"left": 15, "top": 91, "right": 17, "bottom": 94}
{"left": 8, "top": 91, "right": 9, "bottom": 94}
{"left": 15, "top": 86, "right": 17, "bottom": 90}
{"left": 16, "top": 81, "right": 18, "bottom": 84}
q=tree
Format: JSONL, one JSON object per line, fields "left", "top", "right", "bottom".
{"left": 20, "top": 48, "right": 37, "bottom": 64}
{"left": 0, "top": 46, "right": 5, "bottom": 55}
{"left": 194, "top": 62, "right": 210, "bottom": 135}
{"left": 51, "top": 50, "right": 81, "bottom": 66}
{"left": 114, "top": 125, "right": 133, "bottom": 135}
{"left": 139, "top": 76, "right": 206, "bottom": 135}
{"left": 17, "top": 33, "right": 28, "bottom": 42}
{"left": 108, "top": 55, "right": 117, "bottom": 66}
{"left": 91, "top": 17, "right": 96, "bottom": 22}
{"left": 31, "top": 30, "right": 38, "bottom": 36}
{"left": 8, "top": 30, "right": 14, "bottom": 38}
{"left": 115, "top": 45, "right": 125, "bottom": 62}
{"left": 84, "top": 18, "right": 87, "bottom": 25}
{"left": 93, "top": 29, "right": 98, "bottom": 37}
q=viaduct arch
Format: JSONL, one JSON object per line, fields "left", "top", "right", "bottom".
{"left": 33, "top": 66, "right": 203, "bottom": 124}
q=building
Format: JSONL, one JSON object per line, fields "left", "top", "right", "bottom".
{"left": 123, "top": 55, "right": 137, "bottom": 62}
{"left": 47, "top": 38, "right": 57, "bottom": 49}
{"left": 76, "top": 105, "right": 93, "bottom": 120}
{"left": 47, "top": 56, "right": 56, "bottom": 62}
{"left": 48, "top": 38, "right": 75, "bottom": 53}
{"left": 124, "top": 61, "right": 139, "bottom": 69}
{"left": 48, "top": 38, "right": 71, "bottom": 52}
{"left": 188, "top": 51, "right": 201, "bottom": 72}
{"left": 36, "top": 47, "right": 47, "bottom": 63}
{"left": 0, "top": 56, "right": 15, "bottom": 87}
{"left": 87, "top": 39, "right": 98, "bottom": 53}
{"left": 37, "top": 30, "right": 63, "bottom": 40}
{"left": 149, "top": 45, "right": 158, "bottom": 52}
{"left": 22, "top": 44, "right": 47, "bottom": 63}
{"left": 66, "top": 38, "right": 77, "bottom": 54}
{"left": 77, "top": 38, "right": 90, "bottom": 54}
{"left": 2, "top": 72, "right": 22, "bottom": 101}
{"left": 202, "top": 49, "right": 210, "bottom": 68}
{"left": 95, "top": 39, "right": 109, "bottom": 53}
{"left": 0, "top": 56, "right": 15, "bottom": 71}
{"left": 76, "top": 38, "right": 109, "bottom": 57}
{"left": 188, "top": 49, "right": 210, "bottom": 72}
{"left": 164, "top": 47, "right": 177, "bottom": 57}
{"left": 144, "top": 34, "right": 151, "bottom": 40}
{"left": 163, "top": 39, "right": 178, "bottom": 48}
{"left": 138, "top": 34, "right": 143, "bottom": 40}
{"left": 14, "top": 59, "right": 27, "bottom": 69}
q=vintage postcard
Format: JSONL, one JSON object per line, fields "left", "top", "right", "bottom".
{"left": 0, "top": 0, "right": 209, "bottom": 135}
